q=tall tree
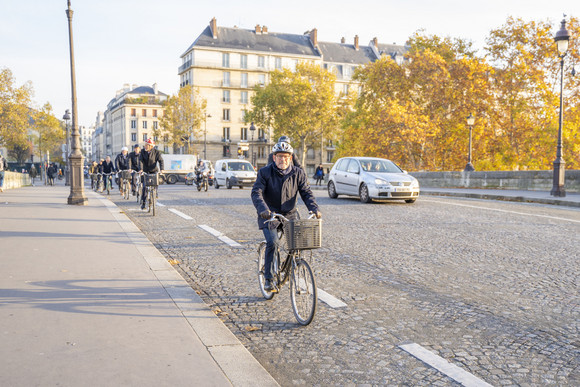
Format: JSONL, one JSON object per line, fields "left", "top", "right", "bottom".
{"left": 0, "top": 68, "right": 33, "bottom": 151}
{"left": 33, "top": 103, "right": 65, "bottom": 162}
{"left": 158, "top": 85, "right": 206, "bottom": 154}
{"left": 246, "top": 62, "right": 337, "bottom": 166}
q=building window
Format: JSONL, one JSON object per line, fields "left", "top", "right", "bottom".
{"left": 223, "top": 72, "right": 230, "bottom": 87}
{"left": 223, "top": 127, "right": 230, "bottom": 140}
{"left": 258, "top": 74, "right": 265, "bottom": 86}
{"left": 164, "top": 145, "right": 169, "bottom": 153}
{"left": 131, "top": 120, "right": 137, "bottom": 129}
{"left": 343, "top": 84, "right": 349, "bottom": 95}
{"left": 241, "top": 73, "right": 248, "bottom": 88}
{"left": 143, "top": 121, "right": 148, "bottom": 129}
{"left": 222, "top": 90, "right": 230, "bottom": 103}
{"left": 275, "top": 57, "right": 282, "bottom": 69}
{"left": 164, "top": 135, "right": 169, "bottom": 142}
{"left": 307, "top": 147, "right": 315, "bottom": 159}
{"left": 131, "top": 133, "right": 137, "bottom": 142}
{"left": 143, "top": 133, "right": 148, "bottom": 141}
{"left": 241, "top": 91, "right": 248, "bottom": 104}
{"left": 223, "top": 109, "right": 230, "bottom": 122}
{"left": 142, "top": 109, "right": 147, "bottom": 117}
{"left": 131, "top": 108, "right": 136, "bottom": 117}
{"left": 154, "top": 135, "right": 158, "bottom": 142}
{"left": 240, "top": 54, "right": 247, "bottom": 69}
{"left": 258, "top": 56, "right": 265, "bottom": 68}
{"left": 222, "top": 53, "right": 230, "bottom": 68}
{"left": 153, "top": 109, "right": 157, "bottom": 117}
{"left": 327, "top": 151, "right": 334, "bottom": 163}
{"left": 241, "top": 127, "right": 248, "bottom": 141}
{"left": 241, "top": 109, "right": 246, "bottom": 122}
{"left": 153, "top": 121, "right": 158, "bottom": 130}
{"left": 258, "top": 128, "right": 264, "bottom": 139}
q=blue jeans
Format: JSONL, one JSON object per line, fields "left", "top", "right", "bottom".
{"left": 0, "top": 171, "right": 4, "bottom": 189}
{"left": 262, "top": 227, "right": 280, "bottom": 281}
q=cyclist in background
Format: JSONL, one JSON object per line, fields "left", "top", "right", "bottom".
{"left": 115, "top": 146, "right": 131, "bottom": 194}
{"left": 251, "top": 141, "right": 321, "bottom": 292}
{"left": 129, "top": 144, "right": 142, "bottom": 196}
{"left": 88, "top": 161, "right": 99, "bottom": 190}
{"left": 139, "top": 139, "right": 164, "bottom": 209}
{"left": 99, "top": 155, "right": 116, "bottom": 191}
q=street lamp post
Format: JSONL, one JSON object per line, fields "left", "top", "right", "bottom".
{"left": 63, "top": 109, "right": 71, "bottom": 186}
{"left": 464, "top": 113, "right": 475, "bottom": 172}
{"left": 551, "top": 17, "right": 570, "bottom": 197}
{"left": 203, "top": 113, "right": 211, "bottom": 160}
{"left": 65, "top": 0, "right": 87, "bottom": 205}
{"left": 249, "top": 122, "right": 256, "bottom": 166}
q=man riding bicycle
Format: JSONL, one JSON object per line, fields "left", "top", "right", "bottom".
{"left": 115, "top": 146, "right": 131, "bottom": 194}
{"left": 99, "top": 156, "right": 116, "bottom": 191}
{"left": 251, "top": 140, "right": 321, "bottom": 292}
{"left": 128, "top": 144, "right": 142, "bottom": 195}
{"left": 139, "top": 139, "right": 164, "bottom": 209}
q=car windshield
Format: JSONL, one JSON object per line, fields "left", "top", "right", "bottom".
{"left": 359, "top": 159, "right": 402, "bottom": 173}
{"left": 228, "top": 162, "right": 253, "bottom": 171}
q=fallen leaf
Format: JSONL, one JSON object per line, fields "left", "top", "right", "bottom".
{"left": 245, "top": 326, "right": 260, "bottom": 332}
{"left": 168, "top": 259, "right": 180, "bottom": 265}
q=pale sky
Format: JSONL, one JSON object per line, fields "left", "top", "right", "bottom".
{"left": 1, "top": 0, "right": 577, "bottom": 128}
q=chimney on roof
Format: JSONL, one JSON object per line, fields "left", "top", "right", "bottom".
{"left": 153, "top": 83, "right": 158, "bottom": 94}
{"left": 262, "top": 25, "right": 268, "bottom": 34}
{"left": 341, "top": 37, "right": 345, "bottom": 44}
{"left": 372, "top": 37, "right": 378, "bottom": 49}
{"left": 255, "top": 24, "right": 262, "bottom": 34}
{"left": 354, "top": 35, "right": 359, "bottom": 50}
{"left": 210, "top": 17, "right": 218, "bottom": 39}
{"left": 309, "top": 28, "right": 318, "bottom": 47}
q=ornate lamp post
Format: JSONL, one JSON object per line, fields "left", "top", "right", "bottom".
{"left": 65, "top": 0, "right": 87, "bottom": 205}
{"left": 464, "top": 113, "right": 475, "bottom": 172}
{"left": 551, "top": 17, "right": 570, "bottom": 197}
{"left": 249, "top": 122, "right": 256, "bottom": 166}
{"left": 62, "top": 109, "right": 71, "bottom": 186}
{"left": 203, "top": 113, "right": 211, "bottom": 160}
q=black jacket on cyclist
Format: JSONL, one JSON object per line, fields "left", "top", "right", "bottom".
{"left": 99, "top": 160, "right": 115, "bottom": 174}
{"left": 115, "top": 153, "right": 130, "bottom": 171}
{"left": 139, "top": 148, "right": 164, "bottom": 173}
{"left": 129, "top": 151, "right": 142, "bottom": 172}
{"left": 251, "top": 163, "right": 319, "bottom": 230}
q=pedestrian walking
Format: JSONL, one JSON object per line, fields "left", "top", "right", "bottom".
{"left": 314, "top": 164, "right": 325, "bottom": 186}
{"left": 29, "top": 164, "right": 38, "bottom": 186}
{"left": 0, "top": 151, "right": 8, "bottom": 192}
{"left": 47, "top": 163, "right": 57, "bottom": 186}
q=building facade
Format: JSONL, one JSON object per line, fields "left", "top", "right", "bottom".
{"left": 94, "top": 84, "right": 168, "bottom": 160}
{"left": 80, "top": 125, "right": 94, "bottom": 161}
{"left": 178, "top": 18, "right": 408, "bottom": 174}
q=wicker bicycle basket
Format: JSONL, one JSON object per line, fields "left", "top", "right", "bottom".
{"left": 144, "top": 174, "right": 159, "bottom": 186}
{"left": 284, "top": 219, "right": 322, "bottom": 250}
{"left": 120, "top": 170, "right": 132, "bottom": 180}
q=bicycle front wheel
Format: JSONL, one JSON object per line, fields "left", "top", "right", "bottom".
{"left": 290, "top": 258, "right": 317, "bottom": 326}
{"left": 151, "top": 187, "right": 156, "bottom": 216}
{"left": 257, "top": 242, "right": 275, "bottom": 300}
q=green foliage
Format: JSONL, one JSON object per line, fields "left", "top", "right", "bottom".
{"left": 0, "top": 68, "right": 33, "bottom": 150}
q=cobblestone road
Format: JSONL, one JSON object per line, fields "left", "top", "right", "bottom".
{"left": 109, "top": 185, "right": 579, "bottom": 386}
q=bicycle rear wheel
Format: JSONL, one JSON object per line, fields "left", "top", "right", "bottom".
{"left": 290, "top": 258, "right": 317, "bottom": 325}
{"left": 257, "top": 242, "right": 275, "bottom": 300}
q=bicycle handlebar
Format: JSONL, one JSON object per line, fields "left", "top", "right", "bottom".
{"left": 266, "top": 211, "right": 319, "bottom": 223}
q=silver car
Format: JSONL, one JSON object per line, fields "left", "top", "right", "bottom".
{"left": 327, "top": 157, "right": 420, "bottom": 203}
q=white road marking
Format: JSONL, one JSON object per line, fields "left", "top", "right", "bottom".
{"left": 317, "top": 288, "right": 347, "bottom": 308}
{"left": 156, "top": 201, "right": 166, "bottom": 207}
{"left": 399, "top": 343, "right": 493, "bottom": 387}
{"left": 168, "top": 208, "right": 193, "bottom": 220}
{"left": 198, "top": 225, "right": 242, "bottom": 247}
{"left": 423, "top": 198, "right": 580, "bottom": 224}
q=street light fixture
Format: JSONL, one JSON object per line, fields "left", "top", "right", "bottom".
{"left": 551, "top": 17, "right": 570, "bottom": 197}
{"left": 464, "top": 113, "right": 475, "bottom": 172}
{"left": 62, "top": 109, "right": 71, "bottom": 186}
{"left": 249, "top": 122, "right": 256, "bottom": 166}
{"left": 204, "top": 113, "right": 211, "bottom": 160}
{"left": 65, "top": 0, "right": 87, "bottom": 205}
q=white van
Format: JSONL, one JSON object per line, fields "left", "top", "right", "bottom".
{"left": 214, "top": 159, "right": 257, "bottom": 189}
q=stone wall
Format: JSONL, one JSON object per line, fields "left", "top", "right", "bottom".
{"left": 411, "top": 170, "right": 580, "bottom": 193}
{"left": 2, "top": 172, "right": 31, "bottom": 190}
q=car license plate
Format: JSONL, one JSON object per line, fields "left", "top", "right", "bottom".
{"left": 394, "top": 187, "right": 410, "bottom": 192}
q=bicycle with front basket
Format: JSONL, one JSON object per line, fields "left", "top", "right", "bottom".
{"left": 257, "top": 212, "right": 321, "bottom": 326}
{"left": 142, "top": 172, "right": 163, "bottom": 216}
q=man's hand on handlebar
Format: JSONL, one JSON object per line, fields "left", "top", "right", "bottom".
{"left": 260, "top": 210, "right": 271, "bottom": 220}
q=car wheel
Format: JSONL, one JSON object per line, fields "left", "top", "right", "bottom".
{"left": 359, "top": 183, "right": 372, "bottom": 203}
{"left": 239, "top": 186, "right": 243, "bottom": 189}
{"left": 328, "top": 181, "right": 338, "bottom": 199}
{"left": 167, "top": 175, "right": 178, "bottom": 184}
{"left": 405, "top": 199, "right": 416, "bottom": 204}
{"left": 226, "top": 178, "right": 232, "bottom": 189}
{"left": 214, "top": 180, "right": 219, "bottom": 189}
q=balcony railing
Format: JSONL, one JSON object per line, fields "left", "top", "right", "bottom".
{"left": 178, "top": 59, "right": 271, "bottom": 74}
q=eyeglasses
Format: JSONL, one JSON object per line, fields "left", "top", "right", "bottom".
{"left": 275, "top": 154, "right": 292, "bottom": 160}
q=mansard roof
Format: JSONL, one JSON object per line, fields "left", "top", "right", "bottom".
{"left": 317, "top": 41, "right": 377, "bottom": 64}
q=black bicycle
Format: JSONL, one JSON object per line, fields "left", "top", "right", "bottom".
{"left": 119, "top": 170, "right": 132, "bottom": 200}
{"left": 257, "top": 212, "right": 321, "bottom": 325}
{"left": 143, "top": 173, "right": 162, "bottom": 216}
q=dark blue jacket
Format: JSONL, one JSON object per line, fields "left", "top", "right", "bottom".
{"left": 251, "top": 163, "right": 319, "bottom": 230}
{"left": 115, "top": 153, "right": 130, "bottom": 171}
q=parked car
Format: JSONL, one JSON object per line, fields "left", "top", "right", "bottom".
{"left": 214, "top": 159, "right": 257, "bottom": 189}
{"left": 327, "top": 157, "right": 420, "bottom": 203}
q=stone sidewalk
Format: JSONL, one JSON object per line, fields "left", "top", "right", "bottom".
{"left": 0, "top": 185, "right": 278, "bottom": 387}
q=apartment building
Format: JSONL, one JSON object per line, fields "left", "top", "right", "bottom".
{"left": 179, "top": 18, "right": 407, "bottom": 173}
{"left": 94, "top": 84, "right": 168, "bottom": 159}
{"left": 80, "top": 125, "right": 94, "bottom": 161}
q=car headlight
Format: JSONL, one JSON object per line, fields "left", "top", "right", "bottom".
{"left": 374, "top": 178, "right": 388, "bottom": 185}
{"left": 411, "top": 179, "right": 420, "bottom": 187}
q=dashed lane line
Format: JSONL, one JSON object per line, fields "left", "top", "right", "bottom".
{"left": 156, "top": 201, "right": 166, "bottom": 207}
{"left": 198, "top": 224, "right": 242, "bottom": 247}
{"left": 399, "top": 343, "right": 493, "bottom": 387}
{"left": 317, "top": 288, "right": 347, "bottom": 308}
{"left": 168, "top": 208, "right": 193, "bottom": 220}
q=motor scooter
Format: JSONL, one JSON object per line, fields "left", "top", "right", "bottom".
{"left": 196, "top": 170, "right": 209, "bottom": 192}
